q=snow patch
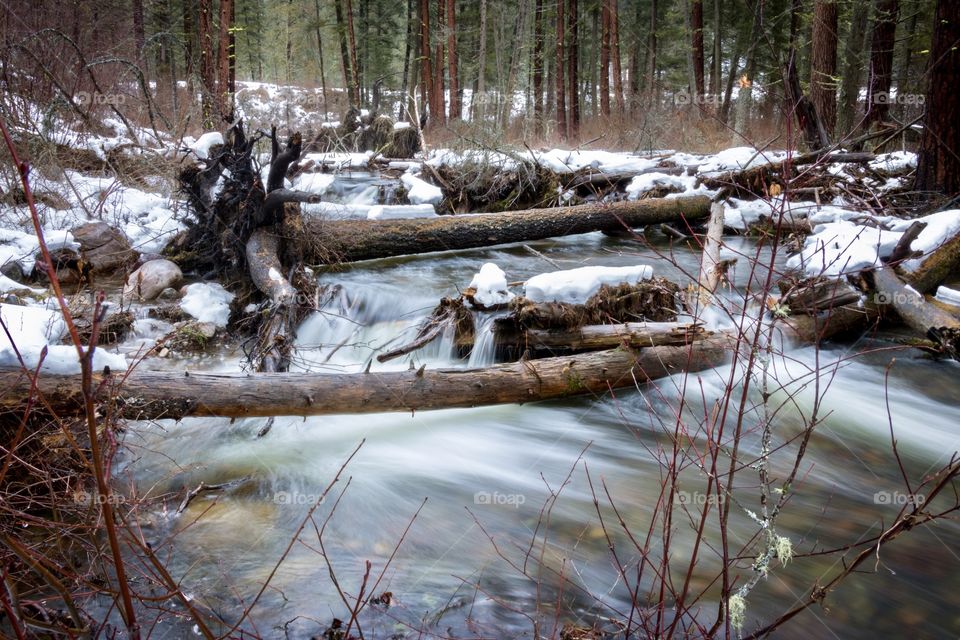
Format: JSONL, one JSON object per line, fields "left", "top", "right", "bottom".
{"left": 401, "top": 173, "right": 443, "bottom": 205}
{"left": 524, "top": 265, "right": 654, "bottom": 304}
{"left": 180, "top": 283, "right": 234, "bottom": 327}
{"left": 468, "top": 263, "right": 514, "bottom": 307}
{"left": 190, "top": 132, "right": 224, "bottom": 159}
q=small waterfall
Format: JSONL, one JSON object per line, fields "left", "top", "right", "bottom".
{"left": 467, "top": 312, "right": 505, "bottom": 367}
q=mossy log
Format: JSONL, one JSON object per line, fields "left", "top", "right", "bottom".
{"left": 296, "top": 196, "right": 711, "bottom": 264}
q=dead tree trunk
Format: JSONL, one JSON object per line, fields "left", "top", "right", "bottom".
{"left": 294, "top": 195, "right": 711, "bottom": 263}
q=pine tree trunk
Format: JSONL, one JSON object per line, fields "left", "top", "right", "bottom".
{"left": 864, "top": 0, "right": 899, "bottom": 130}
{"left": 216, "top": 0, "right": 233, "bottom": 119}
{"left": 344, "top": 0, "right": 361, "bottom": 105}
{"left": 475, "top": 0, "right": 488, "bottom": 120}
{"left": 132, "top": 0, "right": 145, "bottom": 69}
{"left": 894, "top": 0, "right": 920, "bottom": 119}
{"left": 810, "top": 0, "right": 838, "bottom": 134}
{"left": 314, "top": 0, "right": 330, "bottom": 119}
{"left": 419, "top": 0, "right": 435, "bottom": 121}
{"left": 610, "top": 0, "right": 624, "bottom": 113}
{"left": 836, "top": 0, "right": 870, "bottom": 138}
{"left": 556, "top": 0, "right": 567, "bottom": 138}
{"left": 600, "top": 0, "right": 610, "bottom": 117}
{"left": 532, "top": 0, "right": 545, "bottom": 135}
{"left": 335, "top": 0, "right": 355, "bottom": 106}
{"left": 691, "top": 0, "right": 705, "bottom": 100}
{"left": 198, "top": 0, "right": 216, "bottom": 126}
{"left": 646, "top": 0, "right": 658, "bottom": 105}
{"left": 433, "top": 0, "right": 446, "bottom": 123}
{"left": 400, "top": 0, "right": 414, "bottom": 120}
{"left": 914, "top": 0, "right": 960, "bottom": 195}
{"left": 446, "top": 0, "right": 460, "bottom": 120}
{"left": 712, "top": 0, "right": 721, "bottom": 97}
{"left": 567, "top": 0, "right": 580, "bottom": 138}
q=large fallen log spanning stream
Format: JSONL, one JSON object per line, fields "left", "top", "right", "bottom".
{"left": 0, "top": 335, "right": 733, "bottom": 420}
{"left": 297, "top": 195, "right": 712, "bottom": 263}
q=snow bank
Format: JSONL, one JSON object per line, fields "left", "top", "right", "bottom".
{"left": 868, "top": 151, "right": 916, "bottom": 174}
{"left": 401, "top": 173, "right": 443, "bottom": 205}
{"left": 0, "top": 303, "right": 127, "bottom": 373}
{"left": 787, "top": 209, "right": 960, "bottom": 277}
{"left": 0, "top": 228, "right": 79, "bottom": 274}
{"left": 524, "top": 265, "right": 654, "bottom": 304}
{"left": 468, "top": 263, "right": 514, "bottom": 307}
{"left": 180, "top": 283, "right": 234, "bottom": 327}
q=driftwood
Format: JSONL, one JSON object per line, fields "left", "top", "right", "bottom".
{"left": 294, "top": 196, "right": 712, "bottom": 264}
{"left": 0, "top": 336, "right": 735, "bottom": 420}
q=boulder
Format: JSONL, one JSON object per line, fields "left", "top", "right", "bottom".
{"left": 70, "top": 221, "right": 138, "bottom": 275}
{"left": 123, "top": 259, "right": 183, "bottom": 302}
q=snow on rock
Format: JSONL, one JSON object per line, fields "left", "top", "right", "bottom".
{"left": 0, "top": 303, "right": 127, "bottom": 373}
{"left": 468, "top": 263, "right": 514, "bottom": 307}
{"left": 935, "top": 286, "right": 960, "bottom": 308}
{"left": 190, "top": 132, "right": 224, "bottom": 159}
{"left": 0, "top": 229, "right": 79, "bottom": 274}
{"left": 393, "top": 121, "right": 412, "bottom": 130}
{"left": 723, "top": 198, "right": 820, "bottom": 231}
{"left": 524, "top": 265, "right": 654, "bottom": 304}
{"left": 401, "top": 173, "right": 443, "bottom": 205}
{"left": 291, "top": 172, "right": 336, "bottom": 195}
{"left": 180, "top": 282, "right": 234, "bottom": 328}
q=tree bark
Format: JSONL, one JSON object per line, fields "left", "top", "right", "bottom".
{"left": 2, "top": 337, "right": 734, "bottom": 420}
{"left": 810, "top": 0, "right": 838, "bottom": 134}
{"left": 344, "top": 0, "right": 361, "bottom": 105}
{"left": 419, "top": 0, "right": 435, "bottom": 121}
{"left": 335, "top": 0, "right": 356, "bottom": 106}
{"left": 914, "top": 0, "right": 960, "bottom": 195}
{"left": 610, "top": 0, "right": 624, "bottom": 114}
{"left": 297, "top": 196, "right": 711, "bottom": 264}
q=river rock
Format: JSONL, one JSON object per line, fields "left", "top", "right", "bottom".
{"left": 123, "top": 259, "right": 183, "bottom": 301}
{"left": 70, "top": 221, "right": 138, "bottom": 275}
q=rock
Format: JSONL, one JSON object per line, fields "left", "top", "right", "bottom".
{"left": 70, "top": 221, "right": 138, "bottom": 275}
{"left": 158, "top": 287, "right": 180, "bottom": 300}
{"left": 0, "top": 261, "right": 24, "bottom": 282}
{"left": 123, "top": 259, "right": 183, "bottom": 301}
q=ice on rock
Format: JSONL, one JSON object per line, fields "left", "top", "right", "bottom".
{"left": 400, "top": 173, "right": 443, "bottom": 205}
{"left": 524, "top": 265, "right": 654, "bottom": 304}
{"left": 468, "top": 263, "right": 514, "bottom": 307}
{"left": 180, "top": 282, "right": 235, "bottom": 328}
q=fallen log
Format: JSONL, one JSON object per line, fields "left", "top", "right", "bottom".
{"left": 0, "top": 336, "right": 734, "bottom": 420}
{"left": 902, "top": 230, "right": 960, "bottom": 294}
{"left": 246, "top": 229, "right": 302, "bottom": 372}
{"left": 489, "top": 321, "right": 709, "bottom": 352}
{"left": 295, "top": 196, "right": 712, "bottom": 264}
{"left": 871, "top": 265, "right": 960, "bottom": 358}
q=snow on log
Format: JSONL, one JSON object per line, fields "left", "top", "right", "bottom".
{"left": 295, "top": 196, "right": 712, "bottom": 264}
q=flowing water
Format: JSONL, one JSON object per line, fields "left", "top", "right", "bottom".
{"left": 116, "top": 173, "right": 960, "bottom": 638}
